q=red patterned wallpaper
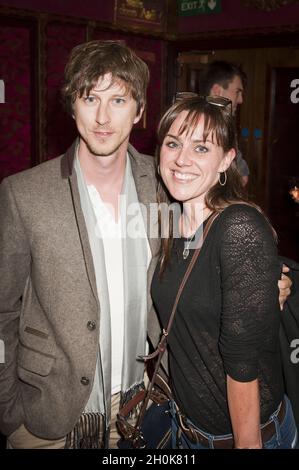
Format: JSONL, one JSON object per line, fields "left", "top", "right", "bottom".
{"left": 0, "top": 17, "right": 165, "bottom": 176}
{"left": 0, "top": 1, "right": 114, "bottom": 23}
{"left": 45, "top": 22, "right": 86, "bottom": 160}
{"left": 178, "top": 0, "right": 299, "bottom": 33}
{"left": 123, "top": 35, "right": 165, "bottom": 157}
{"left": 0, "top": 25, "right": 32, "bottom": 180}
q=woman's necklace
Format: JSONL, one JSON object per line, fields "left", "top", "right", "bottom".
{"left": 180, "top": 207, "right": 212, "bottom": 260}
{"left": 182, "top": 234, "right": 195, "bottom": 260}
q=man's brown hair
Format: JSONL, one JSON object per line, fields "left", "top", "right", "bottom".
{"left": 198, "top": 60, "right": 247, "bottom": 96}
{"left": 62, "top": 40, "right": 149, "bottom": 115}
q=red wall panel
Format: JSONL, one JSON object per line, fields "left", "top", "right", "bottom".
{"left": 178, "top": 0, "right": 299, "bottom": 33}
{"left": 0, "top": 24, "right": 32, "bottom": 180}
{"left": 0, "top": 15, "right": 165, "bottom": 175}
{"left": 0, "top": 0, "right": 113, "bottom": 23}
{"left": 45, "top": 22, "right": 86, "bottom": 159}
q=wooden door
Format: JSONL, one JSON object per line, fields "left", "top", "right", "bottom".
{"left": 176, "top": 51, "right": 213, "bottom": 92}
{"left": 267, "top": 66, "right": 299, "bottom": 261}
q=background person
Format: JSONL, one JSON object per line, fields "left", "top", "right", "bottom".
{"left": 198, "top": 60, "right": 249, "bottom": 187}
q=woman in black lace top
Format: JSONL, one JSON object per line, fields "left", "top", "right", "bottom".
{"left": 151, "top": 95, "right": 298, "bottom": 449}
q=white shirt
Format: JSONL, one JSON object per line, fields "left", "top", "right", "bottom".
{"left": 87, "top": 185, "right": 124, "bottom": 395}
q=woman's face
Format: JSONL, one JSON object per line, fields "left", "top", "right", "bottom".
{"left": 159, "top": 111, "right": 235, "bottom": 206}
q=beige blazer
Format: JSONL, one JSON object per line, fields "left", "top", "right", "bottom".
{"left": 0, "top": 141, "right": 161, "bottom": 439}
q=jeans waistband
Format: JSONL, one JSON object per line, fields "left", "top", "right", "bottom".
{"left": 176, "top": 398, "right": 286, "bottom": 449}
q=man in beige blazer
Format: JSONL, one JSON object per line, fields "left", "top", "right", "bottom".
{"left": 0, "top": 40, "right": 160, "bottom": 449}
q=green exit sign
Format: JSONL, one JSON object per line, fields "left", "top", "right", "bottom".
{"left": 178, "top": 0, "right": 221, "bottom": 16}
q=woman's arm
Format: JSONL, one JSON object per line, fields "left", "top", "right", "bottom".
{"left": 218, "top": 205, "right": 281, "bottom": 448}
{"left": 227, "top": 375, "right": 262, "bottom": 449}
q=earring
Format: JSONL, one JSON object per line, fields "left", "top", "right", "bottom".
{"left": 157, "top": 165, "right": 160, "bottom": 175}
{"left": 218, "top": 171, "right": 227, "bottom": 186}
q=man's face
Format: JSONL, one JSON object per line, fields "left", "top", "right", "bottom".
{"left": 73, "top": 73, "right": 142, "bottom": 159}
{"left": 218, "top": 75, "right": 244, "bottom": 116}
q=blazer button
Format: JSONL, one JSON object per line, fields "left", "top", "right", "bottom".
{"left": 81, "top": 377, "right": 90, "bottom": 386}
{"left": 87, "top": 320, "right": 96, "bottom": 331}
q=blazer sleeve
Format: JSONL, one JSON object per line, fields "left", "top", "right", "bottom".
{"left": 0, "top": 178, "right": 30, "bottom": 435}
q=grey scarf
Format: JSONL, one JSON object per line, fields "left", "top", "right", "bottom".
{"left": 74, "top": 153, "right": 149, "bottom": 436}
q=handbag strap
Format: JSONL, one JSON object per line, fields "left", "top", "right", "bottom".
{"left": 135, "top": 211, "right": 220, "bottom": 432}
{"left": 145, "top": 210, "right": 219, "bottom": 361}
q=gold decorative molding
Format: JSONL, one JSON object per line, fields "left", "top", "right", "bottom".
{"left": 242, "top": 0, "right": 299, "bottom": 11}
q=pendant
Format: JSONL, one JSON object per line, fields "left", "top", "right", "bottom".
{"left": 182, "top": 247, "right": 189, "bottom": 260}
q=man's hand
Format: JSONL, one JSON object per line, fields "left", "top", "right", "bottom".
{"left": 278, "top": 265, "right": 292, "bottom": 311}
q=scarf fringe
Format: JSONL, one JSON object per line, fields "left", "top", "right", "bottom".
{"left": 65, "top": 412, "right": 105, "bottom": 449}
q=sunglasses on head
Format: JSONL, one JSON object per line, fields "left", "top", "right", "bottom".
{"left": 173, "top": 92, "right": 232, "bottom": 114}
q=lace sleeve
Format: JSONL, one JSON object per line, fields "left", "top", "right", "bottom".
{"left": 218, "top": 204, "right": 281, "bottom": 382}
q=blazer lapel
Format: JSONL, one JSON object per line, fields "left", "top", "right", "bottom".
{"left": 61, "top": 141, "right": 99, "bottom": 304}
{"left": 128, "top": 144, "right": 160, "bottom": 258}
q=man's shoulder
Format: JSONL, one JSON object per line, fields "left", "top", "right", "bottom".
{"left": 128, "top": 143, "right": 154, "bottom": 163}
{"left": 0, "top": 151, "right": 73, "bottom": 215}
{"left": 3, "top": 154, "right": 65, "bottom": 188}
{"left": 128, "top": 143, "right": 155, "bottom": 173}
{"left": 138, "top": 151, "right": 155, "bottom": 163}
{"left": 138, "top": 152, "right": 156, "bottom": 173}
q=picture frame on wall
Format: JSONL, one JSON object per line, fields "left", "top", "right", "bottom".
{"left": 114, "top": 0, "right": 166, "bottom": 33}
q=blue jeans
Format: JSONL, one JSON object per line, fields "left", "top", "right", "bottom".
{"left": 170, "top": 395, "right": 298, "bottom": 449}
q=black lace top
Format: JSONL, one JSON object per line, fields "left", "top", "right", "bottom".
{"left": 151, "top": 204, "right": 284, "bottom": 435}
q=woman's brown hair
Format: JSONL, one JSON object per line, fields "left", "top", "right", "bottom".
{"left": 156, "top": 97, "right": 266, "bottom": 274}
